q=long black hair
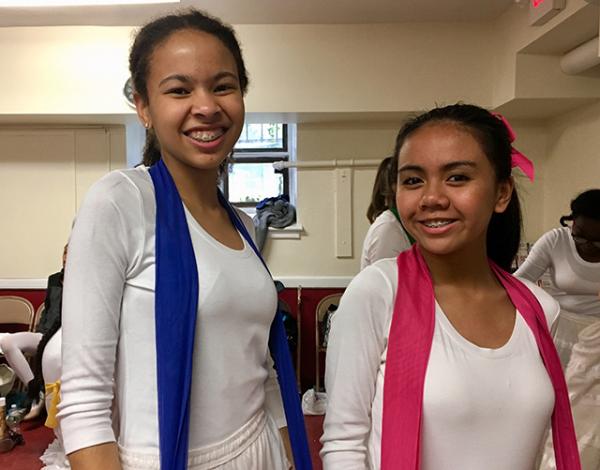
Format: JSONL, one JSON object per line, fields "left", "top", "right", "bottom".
{"left": 129, "top": 9, "right": 249, "bottom": 167}
{"left": 366, "top": 156, "right": 396, "bottom": 223}
{"left": 392, "top": 103, "right": 522, "bottom": 270}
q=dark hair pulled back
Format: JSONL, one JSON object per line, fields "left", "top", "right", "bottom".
{"left": 129, "top": 9, "right": 249, "bottom": 166}
{"left": 392, "top": 103, "right": 522, "bottom": 270}
{"left": 367, "top": 156, "right": 396, "bottom": 223}
{"left": 559, "top": 189, "right": 600, "bottom": 226}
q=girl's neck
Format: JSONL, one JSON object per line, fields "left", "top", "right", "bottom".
{"left": 422, "top": 246, "right": 498, "bottom": 290}
{"left": 161, "top": 159, "right": 221, "bottom": 210}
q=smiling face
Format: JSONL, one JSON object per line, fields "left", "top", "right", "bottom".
{"left": 134, "top": 28, "right": 245, "bottom": 175}
{"left": 396, "top": 122, "right": 513, "bottom": 261}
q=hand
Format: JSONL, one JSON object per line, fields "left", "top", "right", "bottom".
{"left": 279, "top": 426, "right": 295, "bottom": 469}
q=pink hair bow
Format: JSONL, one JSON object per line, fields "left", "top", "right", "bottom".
{"left": 493, "top": 113, "right": 535, "bottom": 182}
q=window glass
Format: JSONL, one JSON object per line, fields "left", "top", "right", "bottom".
{"left": 226, "top": 123, "right": 291, "bottom": 207}
{"left": 228, "top": 163, "right": 284, "bottom": 204}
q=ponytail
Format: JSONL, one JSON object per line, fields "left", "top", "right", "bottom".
{"left": 142, "top": 129, "right": 162, "bottom": 167}
{"left": 487, "top": 189, "right": 522, "bottom": 271}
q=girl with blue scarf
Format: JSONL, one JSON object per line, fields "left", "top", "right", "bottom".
{"left": 59, "top": 9, "right": 310, "bottom": 470}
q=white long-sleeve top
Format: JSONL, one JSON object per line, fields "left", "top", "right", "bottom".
{"left": 58, "top": 166, "right": 285, "bottom": 456}
{"left": 515, "top": 227, "right": 600, "bottom": 316}
{"left": 360, "top": 210, "right": 412, "bottom": 270}
{"left": 321, "top": 258, "right": 560, "bottom": 470}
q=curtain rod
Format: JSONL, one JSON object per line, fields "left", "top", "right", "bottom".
{"left": 273, "top": 159, "right": 380, "bottom": 170}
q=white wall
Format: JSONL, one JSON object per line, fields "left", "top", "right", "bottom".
{"left": 542, "top": 101, "right": 600, "bottom": 229}
{"left": 0, "top": 127, "right": 126, "bottom": 280}
{"left": 1, "top": 0, "right": 599, "bottom": 281}
{"left": 0, "top": 22, "right": 495, "bottom": 116}
{"left": 263, "top": 121, "right": 399, "bottom": 278}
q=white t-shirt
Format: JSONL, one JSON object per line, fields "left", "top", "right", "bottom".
{"left": 515, "top": 227, "right": 600, "bottom": 315}
{"left": 321, "top": 258, "right": 560, "bottom": 470}
{"left": 360, "top": 210, "right": 412, "bottom": 270}
{"left": 58, "top": 166, "right": 285, "bottom": 456}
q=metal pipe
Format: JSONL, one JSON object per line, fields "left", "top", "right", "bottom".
{"left": 560, "top": 36, "right": 600, "bottom": 75}
{"left": 273, "top": 159, "right": 380, "bottom": 170}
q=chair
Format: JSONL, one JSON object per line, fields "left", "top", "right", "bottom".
{"left": 32, "top": 303, "right": 45, "bottom": 333}
{"left": 0, "top": 296, "right": 35, "bottom": 333}
{"left": 315, "top": 293, "right": 342, "bottom": 392}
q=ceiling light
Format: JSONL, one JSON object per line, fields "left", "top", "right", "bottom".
{"left": 0, "top": 0, "right": 180, "bottom": 6}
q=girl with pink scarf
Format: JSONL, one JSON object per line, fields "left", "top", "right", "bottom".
{"left": 320, "top": 104, "right": 580, "bottom": 470}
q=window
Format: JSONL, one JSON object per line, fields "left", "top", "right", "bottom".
{"left": 223, "top": 123, "right": 291, "bottom": 207}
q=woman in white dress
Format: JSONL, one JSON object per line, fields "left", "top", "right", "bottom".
{"left": 515, "top": 189, "right": 600, "bottom": 469}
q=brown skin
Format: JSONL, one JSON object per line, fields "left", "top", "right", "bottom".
{"left": 396, "top": 123, "right": 516, "bottom": 348}
{"left": 135, "top": 29, "right": 246, "bottom": 250}
{"left": 68, "top": 442, "right": 121, "bottom": 470}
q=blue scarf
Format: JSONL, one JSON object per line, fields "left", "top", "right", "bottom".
{"left": 149, "top": 159, "right": 312, "bottom": 470}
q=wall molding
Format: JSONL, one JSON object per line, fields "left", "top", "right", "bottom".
{"left": 275, "top": 276, "right": 351, "bottom": 288}
{"left": 1, "top": 276, "right": 352, "bottom": 290}
{"left": 0, "top": 279, "right": 48, "bottom": 289}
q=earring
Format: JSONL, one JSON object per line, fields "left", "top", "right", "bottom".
{"left": 144, "top": 122, "right": 150, "bottom": 129}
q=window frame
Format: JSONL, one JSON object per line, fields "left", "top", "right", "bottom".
{"left": 223, "top": 124, "right": 290, "bottom": 208}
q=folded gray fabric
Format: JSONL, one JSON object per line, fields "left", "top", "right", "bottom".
{"left": 253, "top": 197, "right": 296, "bottom": 252}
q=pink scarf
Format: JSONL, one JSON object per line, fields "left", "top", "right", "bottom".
{"left": 381, "top": 245, "right": 581, "bottom": 469}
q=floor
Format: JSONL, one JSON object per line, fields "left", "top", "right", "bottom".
{"left": 0, "top": 415, "right": 325, "bottom": 470}
{"left": 305, "top": 415, "right": 325, "bottom": 470}
{"left": 0, "top": 418, "right": 53, "bottom": 470}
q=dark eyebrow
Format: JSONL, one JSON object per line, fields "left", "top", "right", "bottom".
{"left": 214, "top": 71, "right": 239, "bottom": 82}
{"left": 158, "top": 74, "right": 193, "bottom": 87}
{"left": 442, "top": 160, "right": 477, "bottom": 171}
{"left": 158, "top": 71, "right": 238, "bottom": 87}
{"left": 398, "top": 160, "right": 477, "bottom": 173}
{"left": 398, "top": 164, "right": 423, "bottom": 174}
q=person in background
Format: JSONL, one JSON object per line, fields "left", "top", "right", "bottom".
{"left": 515, "top": 189, "right": 600, "bottom": 469}
{"left": 28, "top": 324, "right": 67, "bottom": 469}
{"left": 321, "top": 104, "right": 580, "bottom": 470}
{"left": 515, "top": 189, "right": 600, "bottom": 367}
{"left": 58, "top": 9, "right": 309, "bottom": 470}
{"left": 360, "top": 156, "right": 413, "bottom": 270}
{"left": 0, "top": 244, "right": 67, "bottom": 418}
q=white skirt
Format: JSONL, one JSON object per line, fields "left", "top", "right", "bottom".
{"left": 551, "top": 310, "right": 599, "bottom": 369}
{"left": 40, "top": 437, "right": 70, "bottom": 470}
{"left": 539, "top": 316, "right": 600, "bottom": 470}
{"left": 119, "top": 409, "right": 290, "bottom": 470}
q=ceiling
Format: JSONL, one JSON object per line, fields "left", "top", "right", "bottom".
{"left": 0, "top": 0, "right": 516, "bottom": 27}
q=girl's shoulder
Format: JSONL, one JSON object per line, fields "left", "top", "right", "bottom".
{"left": 515, "top": 277, "right": 561, "bottom": 328}
{"left": 537, "top": 227, "right": 570, "bottom": 248}
{"left": 74, "top": 167, "right": 153, "bottom": 230}
{"left": 348, "top": 257, "right": 398, "bottom": 302}
{"left": 85, "top": 166, "right": 151, "bottom": 201}
{"left": 335, "top": 258, "right": 398, "bottom": 334}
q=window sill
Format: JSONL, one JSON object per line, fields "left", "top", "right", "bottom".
{"left": 240, "top": 207, "right": 302, "bottom": 240}
{"left": 268, "top": 222, "right": 303, "bottom": 240}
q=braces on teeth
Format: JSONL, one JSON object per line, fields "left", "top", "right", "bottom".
{"left": 424, "top": 221, "right": 451, "bottom": 228}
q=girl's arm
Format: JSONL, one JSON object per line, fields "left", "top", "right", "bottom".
{"left": 514, "top": 229, "right": 558, "bottom": 281}
{"left": 320, "top": 264, "right": 393, "bottom": 469}
{"left": 68, "top": 443, "right": 121, "bottom": 470}
{"left": 0, "top": 332, "right": 41, "bottom": 384}
{"left": 59, "top": 173, "right": 142, "bottom": 467}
